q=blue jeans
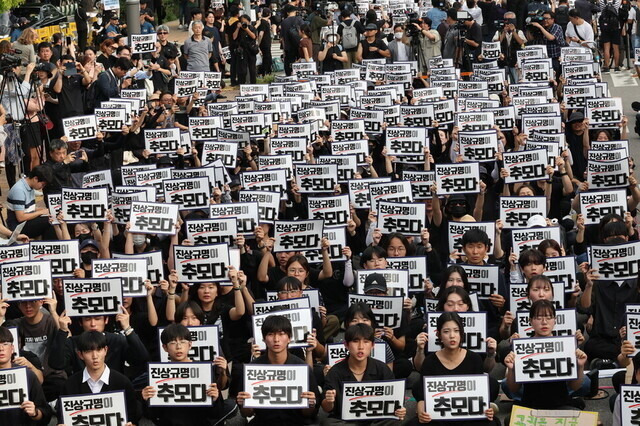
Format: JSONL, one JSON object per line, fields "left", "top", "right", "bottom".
{"left": 633, "top": 35, "right": 640, "bottom": 57}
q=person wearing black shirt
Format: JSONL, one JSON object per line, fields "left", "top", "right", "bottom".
{"left": 257, "top": 8, "right": 273, "bottom": 76}
{"left": 356, "top": 23, "right": 391, "bottom": 62}
{"left": 236, "top": 315, "right": 320, "bottom": 424}
{"left": 52, "top": 55, "right": 91, "bottom": 119}
{"left": 318, "top": 32, "right": 347, "bottom": 72}
{"left": 462, "top": 15, "right": 483, "bottom": 61}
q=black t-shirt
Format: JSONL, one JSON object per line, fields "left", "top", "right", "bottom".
{"left": 257, "top": 19, "right": 272, "bottom": 50}
{"left": 150, "top": 55, "right": 170, "bottom": 94}
{"left": 466, "top": 22, "right": 483, "bottom": 58}
{"left": 320, "top": 44, "right": 345, "bottom": 72}
{"left": 57, "top": 73, "right": 85, "bottom": 117}
{"left": 360, "top": 38, "right": 389, "bottom": 60}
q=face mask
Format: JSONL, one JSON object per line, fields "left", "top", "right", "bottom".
{"left": 81, "top": 251, "right": 98, "bottom": 264}
{"left": 394, "top": 32, "right": 404, "bottom": 39}
{"left": 450, "top": 205, "right": 468, "bottom": 217}
{"left": 132, "top": 234, "right": 146, "bottom": 247}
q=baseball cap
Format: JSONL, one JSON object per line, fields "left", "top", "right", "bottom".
{"left": 364, "top": 273, "right": 388, "bottom": 293}
{"left": 567, "top": 111, "right": 585, "bottom": 123}
{"left": 365, "top": 23, "right": 379, "bottom": 31}
{"left": 79, "top": 239, "right": 100, "bottom": 251}
{"left": 527, "top": 215, "right": 547, "bottom": 228}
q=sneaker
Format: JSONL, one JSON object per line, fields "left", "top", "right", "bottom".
{"left": 589, "top": 358, "right": 617, "bottom": 370}
{"left": 178, "top": 24, "right": 184, "bottom": 30}
{"left": 615, "top": 67, "right": 621, "bottom": 72}
{"left": 602, "top": 67, "right": 610, "bottom": 73}
{"left": 0, "top": 161, "right": 5, "bottom": 168}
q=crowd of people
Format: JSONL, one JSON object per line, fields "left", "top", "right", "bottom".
{"left": 0, "top": 0, "right": 638, "bottom": 424}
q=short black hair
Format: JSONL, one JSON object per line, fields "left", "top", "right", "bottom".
{"left": 529, "top": 299, "right": 556, "bottom": 319}
{"left": 0, "top": 326, "right": 13, "bottom": 344}
{"left": 28, "top": 165, "right": 52, "bottom": 184}
{"left": 37, "top": 41, "right": 52, "bottom": 53}
{"left": 568, "top": 8, "right": 580, "bottom": 18}
{"left": 461, "top": 229, "right": 490, "bottom": 247}
{"left": 114, "top": 57, "right": 133, "bottom": 71}
{"left": 60, "top": 54, "right": 75, "bottom": 62}
{"left": 191, "top": 8, "right": 203, "bottom": 17}
{"left": 602, "top": 220, "right": 628, "bottom": 241}
{"left": 543, "top": 11, "right": 555, "bottom": 19}
{"left": 526, "top": 274, "right": 554, "bottom": 296}
{"left": 175, "top": 300, "right": 205, "bottom": 324}
{"left": 360, "top": 245, "right": 387, "bottom": 268}
{"left": 344, "top": 323, "right": 375, "bottom": 342}
{"left": 277, "top": 276, "right": 303, "bottom": 292}
{"left": 161, "top": 323, "right": 192, "bottom": 345}
{"left": 76, "top": 331, "right": 107, "bottom": 352}
{"left": 422, "top": 17, "right": 433, "bottom": 27}
{"left": 437, "top": 286, "right": 473, "bottom": 311}
{"left": 261, "top": 315, "right": 292, "bottom": 338}
{"left": 518, "top": 249, "right": 546, "bottom": 269}
{"left": 344, "top": 302, "right": 378, "bottom": 328}
{"left": 447, "top": 8, "right": 458, "bottom": 20}
{"left": 436, "top": 312, "right": 465, "bottom": 342}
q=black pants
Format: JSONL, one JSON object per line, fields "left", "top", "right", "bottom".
{"left": 238, "top": 49, "right": 257, "bottom": 84}
{"left": 230, "top": 48, "right": 242, "bottom": 85}
{"left": 259, "top": 48, "right": 272, "bottom": 76}
{"left": 584, "top": 335, "right": 620, "bottom": 361}
{"left": 284, "top": 50, "right": 297, "bottom": 76}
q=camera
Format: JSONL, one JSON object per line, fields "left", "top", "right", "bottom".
{"left": 526, "top": 10, "right": 545, "bottom": 26}
{"left": 0, "top": 53, "right": 22, "bottom": 70}
{"left": 495, "top": 19, "right": 506, "bottom": 31}
{"left": 406, "top": 17, "right": 422, "bottom": 37}
{"left": 242, "top": 22, "right": 248, "bottom": 28}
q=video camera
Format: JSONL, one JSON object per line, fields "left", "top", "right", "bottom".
{"left": 526, "top": 10, "right": 545, "bottom": 37}
{"left": 406, "top": 13, "right": 422, "bottom": 38}
{"left": 0, "top": 48, "right": 24, "bottom": 71}
{"left": 455, "top": 10, "right": 472, "bottom": 37}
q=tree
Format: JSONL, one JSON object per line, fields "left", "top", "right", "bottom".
{"left": 0, "top": 0, "right": 26, "bottom": 14}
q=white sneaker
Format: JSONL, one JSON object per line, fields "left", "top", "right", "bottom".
{"left": 0, "top": 162, "right": 5, "bottom": 168}
{"left": 178, "top": 24, "right": 184, "bottom": 30}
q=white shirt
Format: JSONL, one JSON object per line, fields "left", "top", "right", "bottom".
{"left": 82, "top": 365, "right": 110, "bottom": 394}
{"left": 565, "top": 20, "right": 595, "bottom": 47}
{"left": 630, "top": 7, "right": 637, "bottom": 35}
{"left": 462, "top": 4, "right": 484, "bottom": 26}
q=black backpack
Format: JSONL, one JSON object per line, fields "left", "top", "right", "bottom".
{"left": 599, "top": 3, "right": 620, "bottom": 31}
{"left": 555, "top": 5, "right": 569, "bottom": 26}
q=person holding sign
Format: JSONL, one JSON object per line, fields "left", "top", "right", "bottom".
{"left": 141, "top": 324, "right": 224, "bottom": 425}
{"left": 413, "top": 312, "right": 496, "bottom": 424}
{"left": 344, "top": 303, "right": 395, "bottom": 371}
{"left": 321, "top": 323, "right": 407, "bottom": 424}
{"left": 504, "top": 300, "right": 588, "bottom": 410}
{"left": 0, "top": 327, "right": 52, "bottom": 424}
{"left": 56, "top": 331, "right": 140, "bottom": 425}
{"left": 236, "top": 315, "right": 320, "bottom": 423}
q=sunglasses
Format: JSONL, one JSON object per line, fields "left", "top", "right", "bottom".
{"left": 157, "top": 31, "right": 168, "bottom": 34}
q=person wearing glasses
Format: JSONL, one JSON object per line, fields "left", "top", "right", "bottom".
{"left": 142, "top": 324, "right": 224, "bottom": 425}
{"left": 525, "top": 10, "right": 567, "bottom": 79}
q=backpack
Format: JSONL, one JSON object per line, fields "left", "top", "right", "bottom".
{"left": 341, "top": 21, "right": 358, "bottom": 50}
{"left": 555, "top": 5, "right": 569, "bottom": 26}
{"left": 599, "top": 3, "right": 619, "bottom": 32}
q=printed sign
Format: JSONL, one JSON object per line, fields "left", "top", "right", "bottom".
{"left": 462, "top": 265, "right": 499, "bottom": 299}
{"left": 509, "top": 282, "right": 565, "bottom": 312}
{"left": 587, "top": 158, "right": 630, "bottom": 189}
{"left": 238, "top": 191, "right": 280, "bottom": 225}
{"left": 0, "top": 367, "right": 29, "bottom": 411}
{"left": 503, "top": 149, "right": 548, "bottom": 183}
{"left": 60, "top": 391, "right": 128, "bottom": 426}
{"left": 173, "top": 244, "right": 230, "bottom": 283}
{"left": 385, "top": 127, "right": 428, "bottom": 158}
{"left": 186, "top": 218, "right": 237, "bottom": 246}
{"left": 63, "top": 278, "right": 122, "bottom": 317}
{"left": 448, "top": 222, "right": 496, "bottom": 254}
{"left": 158, "top": 325, "right": 221, "bottom": 362}
{"left": 347, "top": 294, "right": 404, "bottom": 328}
{"left": 112, "top": 251, "right": 164, "bottom": 283}
{"left": 128, "top": 201, "right": 178, "bottom": 235}
{"left": 189, "top": 116, "right": 222, "bottom": 142}
{"left": 387, "top": 257, "right": 428, "bottom": 293}
{"left": 377, "top": 202, "right": 425, "bottom": 236}
{"left": 209, "top": 202, "right": 259, "bottom": 236}
{"left": 273, "top": 220, "right": 323, "bottom": 252}
{"left": 92, "top": 258, "right": 147, "bottom": 297}
{"left": 95, "top": 108, "right": 127, "bottom": 132}
{"left": 112, "top": 191, "right": 147, "bottom": 225}
{"left": 513, "top": 336, "right": 577, "bottom": 383}
{"left": 511, "top": 226, "right": 562, "bottom": 256}
{"left": 341, "top": 380, "right": 404, "bottom": 421}
{"left": 459, "top": 130, "right": 498, "bottom": 163}
{"left": 243, "top": 364, "right": 309, "bottom": 409}
{"left": 355, "top": 269, "right": 409, "bottom": 297}
{"left": 30, "top": 240, "right": 79, "bottom": 278}
{"left": 426, "top": 312, "right": 487, "bottom": 353}
{"left": 252, "top": 307, "right": 313, "bottom": 350}
{"left": 499, "top": 197, "right": 547, "bottom": 229}
{"left": 544, "top": 256, "right": 578, "bottom": 293}
{"left": 348, "top": 178, "right": 392, "bottom": 209}
{"left": 307, "top": 195, "right": 350, "bottom": 227}
{"left": 435, "top": 163, "right": 480, "bottom": 195}
{"left": 515, "top": 308, "right": 577, "bottom": 338}
{"left": 63, "top": 115, "right": 97, "bottom": 141}
{"left": 423, "top": 375, "right": 489, "bottom": 421}
{"left": 587, "top": 97, "right": 622, "bottom": 128}
{"left": 144, "top": 128, "right": 181, "bottom": 155}
{"left": 61, "top": 187, "right": 108, "bottom": 223}
{"left": 163, "top": 177, "right": 210, "bottom": 211}
{"left": 1, "top": 260, "right": 52, "bottom": 301}
{"left": 590, "top": 240, "right": 640, "bottom": 281}
{"left": 147, "top": 363, "right": 214, "bottom": 407}
{"left": 326, "top": 342, "right": 387, "bottom": 366}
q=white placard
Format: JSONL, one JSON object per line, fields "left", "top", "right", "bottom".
{"left": 377, "top": 201, "right": 425, "bottom": 236}
{"left": 423, "top": 375, "right": 489, "bottom": 421}
{"left": 60, "top": 390, "right": 128, "bottom": 425}
{"left": 30, "top": 240, "right": 79, "bottom": 278}
{"left": 243, "top": 364, "right": 309, "bottom": 409}
{"left": 209, "top": 202, "right": 259, "bottom": 236}
{"left": 61, "top": 187, "right": 108, "bottom": 223}
{"left": 173, "top": 244, "right": 230, "bottom": 283}
{"left": 130, "top": 33, "right": 157, "bottom": 53}
{"left": 1, "top": 260, "right": 52, "bottom": 301}
{"left": 587, "top": 158, "right": 630, "bottom": 189}
{"left": 511, "top": 226, "right": 562, "bottom": 256}
{"left": 347, "top": 294, "right": 404, "bottom": 328}
{"left": 144, "top": 128, "right": 181, "bottom": 155}
{"left": 590, "top": 240, "right": 640, "bottom": 281}
{"left": 63, "top": 278, "right": 122, "bottom": 317}
{"left": 128, "top": 201, "right": 178, "bottom": 235}
{"left": 513, "top": 336, "right": 577, "bottom": 383}
{"left": 503, "top": 149, "right": 548, "bottom": 183}
{"left": 62, "top": 115, "right": 97, "bottom": 141}
{"left": 435, "top": 163, "right": 480, "bottom": 195}
{"left": 341, "top": 379, "right": 405, "bottom": 421}
{"left": 163, "top": 177, "right": 210, "bottom": 211}
{"left": 273, "top": 220, "right": 323, "bottom": 253}
{"left": 147, "top": 363, "right": 214, "bottom": 407}
{"left": 0, "top": 366, "right": 29, "bottom": 410}
{"left": 92, "top": 258, "right": 147, "bottom": 297}
{"left": 499, "top": 196, "right": 547, "bottom": 229}
{"left": 355, "top": 269, "right": 409, "bottom": 298}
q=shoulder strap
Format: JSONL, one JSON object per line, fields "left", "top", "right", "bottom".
{"left": 572, "top": 22, "right": 585, "bottom": 41}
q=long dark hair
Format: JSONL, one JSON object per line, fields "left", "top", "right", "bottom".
{"left": 436, "top": 286, "right": 473, "bottom": 311}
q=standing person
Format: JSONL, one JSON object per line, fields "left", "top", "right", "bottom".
{"left": 493, "top": 12, "right": 525, "bottom": 83}
{"left": 414, "top": 18, "right": 441, "bottom": 73}
{"left": 53, "top": 55, "right": 92, "bottom": 119}
{"left": 298, "top": 24, "right": 313, "bottom": 62}
{"left": 387, "top": 24, "right": 414, "bottom": 63}
{"left": 356, "top": 23, "right": 391, "bottom": 63}
{"left": 318, "top": 32, "right": 347, "bottom": 71}
{"left": 183, "top": 21, "right": 213, "bottom": 71}
{"left": 321, "top": 324, "right": 407, "bottom": 423}
{"left": 95, "top": 57, "right": 134, "bottom": 104}
{"left": 235, "top": 15, "right": 258, "bottom": 84}
{"left": 599, "top": 0, "right": 623, "bottom": 71}
{"left": 236, "top": 315, "right": 321, "bottom": 423}
{"left": 0, "top": 327, "right": 52, "bottom": 425}
{"left": 337, "top": 8, "right": 364, "bottom": 68}
{"left": 441, "top": 8, "right": 461, "bottom": 60}
{"left": 257, "top": 8, "right": 273, "bottom": 76}
{"left": 576, "top": 0, "right": 601, "bottom": 22}
{"left": 526, "top": 10, "right": 566, "bottom": 78}
{"left": 12, "top": 28, "right": 37, "bottom": 69}
{"left": 280, "top": 4, "right": 305, "bottom": 75}
{"left": 226, "top": 5, "right": 242, "bottom": 85}
{"left": 75, "top": 0, "right": 89, "bottom": 52}
{"left": 310, "top": 8, "right": 330, "bottom": 62}
{"left": 565, "top": 8, "right": 595, "bottom": 47}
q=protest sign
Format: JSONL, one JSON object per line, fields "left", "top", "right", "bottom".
{"left": 186, "top": 218, "right": 237, "bottom": 246}
{"left": 61, "top": 187, "right": 108, "bottom": 223}
{"left": 544, "top": 256, "right": 578, "bottom": 293}
{"left": 111, "top": 191, "right": 147, "bottom": 225}
{"left": 435, "top": 163, "right": 480, "bottom": 195}
{"left": 341, "top": 380, "right": 405, "bottom": 421}
{"left": 503, "top": 149, "right": 548, "bottom": 183}
{"left": 243, "top": 364, "right": 309, "bottom": 409}
{"left": 130, "top": 33, "right": 156, "bottom": 53}
{"left": 209, "top": 202, "right": 259, "bottom": 236}
{"left": 189, "top": 116, "right": 221, "bottom": 141}
{"left": 355, "top": 269, "right": 409, "bottom": 297}
{"left": 128, "top": 202, "right": 178, "bottom": 235}
{"left": 590, "top": 240, "right": 640, "bottom": 281}
{"left": 348, "top": 177, "right": 392, "bottom": 209}
{"left": 459, "top": 130, "right": 498, "bottom": 163}
{"left": 147, "top": 363, "right": 214, "bottom": 407}
{"left": 513, "top": 336, "right": 577, "bottom": 383}
{"left": 30, "top": 240, "right": 79, "bottom": 278}
{"left": 377, "top": 202, "right": 425, "bottom": 236}
{"left": 238, "top": 190, "right": 280, "bottom": 224}
{"left": 462, "top": 265, "right": 500, "bottom": 299}
{"left": 499, "top": 196, "right": 547, "bottom": 229}
{"left": 112, "top": 251, "right": 164, "bottom": 283}
{"left": 1, "top": 260, "right": 52, "bottom": 301}
{"left": 173, "top": 244, "right": 230, "bottom": 283}
{"left": 163, "top": 177, "right": 210, "bottom": 211}
{"left": 387, "top": 257, "right": 428, "bottom": 293}
{"left": 273, "top": 220, "right": 323, "bottom": 253}
{"left": 423, "top": 375, "right": 489, "bottom": 421}
{"left": 92, "top": 258, "right": 147, "bottom": 297}
{"left": 307, "top": 195, "right": 350, "bottom": 227}
{"left": 144, "top": 128, "right": 181, "bottom": 155}
{"left": 511, "top": 226, "right": 562, "bottom": 256}
{"left": 63, "top": 278, "right": 122, "bottom": 317}
{"left": 587, "top": 158, "right": 630, "bottom": 189}
{"left": 347, "top": 294, "right": 404, "bottom": 328}
{"left": 95, "top": 108, "right": 127, "bottom": 132}
{"left": 158, "top": 325, "right": 221, "bottom": 362}
{"left": 0, "top": 366, "right": 29, "bottom": 410}
{"left": 63, "top": 115, "right": 97, "bottom": 141}
{"left": 59, "top": 391, "right": 128, "bottom": 426}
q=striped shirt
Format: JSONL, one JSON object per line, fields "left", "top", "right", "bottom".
{"left": 6, "top": 178, "right": 35, "bottom": 228}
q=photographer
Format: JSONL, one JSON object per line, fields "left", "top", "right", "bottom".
{"left": 526, "top": 10, "right": 566, "bottom": 78}
{"left": 318, "top": 33, "right": 347, "bottom": 72}
{"left": 52, "top": 55, "right": 91, "bottom": 119}
{"left": 492, "top": 12, "right": 525, "bottom": 82}
{"left": 462, "top": 14, "right": 483, "bottom": 62}
{"left": 235, "top": 15, "right": 258, "bottom": 84}
{"left": 412, "top": 18, "right": 442, "bottom": 73}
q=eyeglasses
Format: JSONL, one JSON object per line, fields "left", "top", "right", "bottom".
{"left": 0, "top": 342, "right": 12, "bottom": 348}
{"left": 166, "top": 340, "right": 190, "bottom": 347}
{"left": 157, "top": 31, "right": 168, "bottom": 34}
{"left": 532, "top": 315, "right": 555, "bottom": 321}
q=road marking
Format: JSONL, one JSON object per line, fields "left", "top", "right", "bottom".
{"left": 610, "top": 72, "right": 639, "bottom": 87}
